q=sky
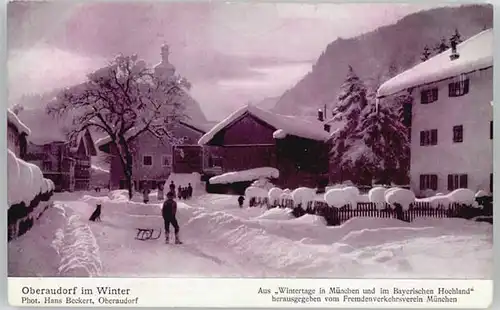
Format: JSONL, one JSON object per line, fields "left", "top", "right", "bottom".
{"left": 8, "top": 2, "right": 453, "bottom": 121}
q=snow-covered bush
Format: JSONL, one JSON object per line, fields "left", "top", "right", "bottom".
{"left": 324, "top": 188, "right": 354, "bottom": 208}
{"left": 251, "top": 178, "right": 275, "bottom": 191}
{"left": 291, "top": 187, "right": 315, "bottom": 210}
{"left": 428, "top": 196, "right": 451, "bottom": 208}
{"left": 27, "top": 163, "right": 44, "bottom": 196}
{"left": 447, "top": 188, "right": 476, "bottom": 205}
{"left": 475, "top": 190, "right": 489, "bottom": 198}
{"left": 8, "top": 150, "right": 21, "bottom": 206}
{"left": 343, "top": 186, "right": 360, "bottom": 199}
{"left": 18, "top": 159, "right": 34, "bottom": 204}
{"left": 268, "top": 187, "right": 283, "bottom": 205}
{"left": 368, "top": 187, "right": 386, "bottom": 203}
{"left": 245, "top": 186, "right": 268, "bottom": 199}
{"left": 283, "top": 188, "right": 291, "bottom": 194}
{"left": 385, "top": 188, "right": 415, "bottom": 211}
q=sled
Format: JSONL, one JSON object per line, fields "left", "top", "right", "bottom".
{"left": 135, "top": 228, "right": 162, "bottom": 241}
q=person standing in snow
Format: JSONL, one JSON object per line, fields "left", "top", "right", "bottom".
{"left": 162, "top": 191, "right": 182, "bottom": 244}
{"left": 238, "top": 196, "right": 245, "bottom": 208}
{"left": 177, "top": 185, "right": 182, "bottom": 199}
{"left": 169, "top": 181, "right": 176, "bottom": 194}
{"left": 157, "top": 183, "right": 164, "bottom": 201}
{"left": 187, "top": 183, "right": 193, "bottom": 199}
{"left": 142, "top": 186, "right": 150, "bottom": 204}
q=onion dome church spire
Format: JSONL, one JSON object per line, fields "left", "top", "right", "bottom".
{"left": 154, "top": 43, "right": 176, "bottom": 79}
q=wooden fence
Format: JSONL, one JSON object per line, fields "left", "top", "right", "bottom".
{"left": 248, "top": 196, "right": 492, "bottom": 226}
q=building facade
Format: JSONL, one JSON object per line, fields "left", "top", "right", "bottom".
{"left": 99, "top": 121, "right": 210, "bottom": 191}
{"left": 7, "top": 110, "right": 30, "bottom": 159}
{"left": 377, "top": 29, "right": 493, "bottom": 196}
{"left": 198, "top": 105, "right": 331, "bottom": 190}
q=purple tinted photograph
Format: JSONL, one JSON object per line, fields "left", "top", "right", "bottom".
{"left": 7, "top": 2, "right": 493, "bottom": 279}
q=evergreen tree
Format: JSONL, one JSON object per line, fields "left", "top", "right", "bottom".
{"left": 450, "top": 28, "right": 463, "bottom": 45}
{"left": 353, "top": 101, "right": 410, "bottom": 185}
{"left": 434, "top": 37, "right": 449, "bottom": 54}
{"left": 421, "top": 45, "right": 431, "bottom": 62}
{"left": 329, "top": 66, "right": 369, "bottom": 183}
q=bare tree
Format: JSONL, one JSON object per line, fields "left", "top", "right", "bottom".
{"left": 47, "top": 53, "right": 190, "bottom": 199}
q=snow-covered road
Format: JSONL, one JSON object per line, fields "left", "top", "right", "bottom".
{"left": 8, "top": 191, "right": 493, "bottom": 278}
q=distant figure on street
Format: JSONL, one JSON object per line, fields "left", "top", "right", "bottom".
{"left": 182, "top": 187, "right": 188, "bottom": 200}
{"left": 238, "top": 196, "right": 245, "bottom": 208}
{"left": 157, "top": 183, "right": 164, "bottom": 201}
{"left": 142, "top": 187, "right": 150, "bottom": 204}
{"left": 187, "top": 183, "right": 193, "bottom": 198}
{"left": 169, "top": 181, "right": 176, "bottom": 194}
{"left": 177, "top": 185, "right": 182, "bottom": 199}
{"left": 162, "top": 191, "right": 182, "bottom": 244}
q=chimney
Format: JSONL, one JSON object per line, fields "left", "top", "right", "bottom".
{"left": 450, "top": 40, "right": 460, "bottom": 61}
{"left": 317, "top": 109, "right": 324, "bottom": 122}
{"left": 324, "top": 124, "right": 331, "bottom": 132}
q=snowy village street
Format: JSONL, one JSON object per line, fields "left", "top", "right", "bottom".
{"left": 8, "top": 189, "right": 493, "bottom": 279}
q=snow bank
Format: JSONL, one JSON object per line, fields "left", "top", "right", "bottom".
{"left": 447, "top": 188, "right": 476, "bottom": 205}
{"left": 291, "top": 187, "right": 315, "bottom": 210}
{"left": 268, "top": 187, "right": 283, "bottom": 204}
{"left": 385, "top": 188, "right": 415, "bottom": 210}
{"left": 368, "top": 187, "right": 387, "bottom": 203}
{"left": 291, "top": 214, "right": 327, "bottom": 226}
{"left": 209, "top": 167, "right": 279, "bottom": 185}
{"left": 255, "top": 208, "right": 293, "bottom": 220}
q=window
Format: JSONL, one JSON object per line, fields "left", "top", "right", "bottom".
{"left": 490, "top": 121, "right": 493, "bottom": 140}
{"left": 142, "top": 155, "right": 153, "bottom": 166}
{"left": 420, "top": 174, "right": 438, "bottom": 191}
{"left": 420, "top": 88, "right": 438, "bottom": 104}
{"left": 447, "top": 174, "right": 468, "bottom": 191}
{"left": 162, "top": 155, "right": 172, "bottom": 167}
{"left": 453, "top": 125, "right": 463, "bottom": 143}
{"left": 420, "top": 129, "right": 438, "bottom": 146}
{"left": 42, "top": 161, "right": 52, "bottom": 172}
{"left": 490, "top": 173, "right": 493, "bottom": 194}
{"left": 448, "top": 78, "right": 469, "bottom": 97}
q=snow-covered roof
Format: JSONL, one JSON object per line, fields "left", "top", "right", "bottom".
{"left": 198, "top": 104, "right": 331, "bottom": 145}
{"left": 377, "top": 28, "right": 493, "bottom": 98}
{"left": 7, "top": 109, "right": 31, "bottom": 136}
{"left": 209, "top": 167, "right": 279, "bottom": 185}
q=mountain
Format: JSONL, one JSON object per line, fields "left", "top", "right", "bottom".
{"left": 253, "top": 96, "right": 280, "bottom": 111}
{"left": 273, "top": 4, "right": 493, "bottom": 117}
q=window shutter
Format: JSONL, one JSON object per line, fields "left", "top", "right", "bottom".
{"left": 459, "top": 174, "right": 468, "bottom": 188}
{"left": 420, "top": 90, "right": 428, "bottom": 104}
{"left": 431, "top": 175, "right": 438, "bottom": 190}
{"left": 420, "top": 175, "right": 425, "bottom": 190}
{"left": 431, "top": 129, "right": 438, "bottom": 145}
{"left": 463, "top": 79, "right": 470, "bottom": 95}
{"left": 448, "top": 83, "right": 453, "bottom": 97}
{"left": 490, "top": 121, "right": 493, "bottom": 140}
{"left": 490, "top": 173, "right": 493, "bottom": 193}
{"left": 420, "top": 131, "right": 425, "bottom": 146}
{"left": 447, "top": 175, "right": 453, "bottom": 191}
{"left": 433, "top": 88, "right": 438, "bottom": 101}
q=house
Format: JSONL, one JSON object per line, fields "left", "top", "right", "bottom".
{"left": 7, "top": 109, "right": 30, "bottom": 158}
{"left": 197, "top": 104, "right": 332, "bottom": 191}
{"left": 376, "top": 28, "right": 493, "bottom": 196}
{"left": 17, "top": 109, "right": 98, "bottom": 192}
{"left": 96, "top": 120, "right": 212, "bottom": 191}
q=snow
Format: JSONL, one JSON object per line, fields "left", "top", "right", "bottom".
{"left": 368, "top": 187, "right": 387, "bottom": 203}
{"left": 324, "top": 188, "right": 355, "bottom": 208}
{"left": 7, "top": 109, "right": 31, "bottom": 135}
{"left": 209, "top": 167, "right": 279, "bottom": 185}
{"left": 7, "top": 192, "right": 492, "bottom": 278}
{"left": 291, "top": 187, "right": 316, "bottom": 210}
{"left": 8, "top": 150, "right": 21, "bottom": 206}
{"left": 198, "top": 104, "right": 331, "bottom": 145}
{"left": 91, "top": 165, "right": 109, "bottom": 174}
{"left": 377, "top": 28, "right": 493, "bottom": 98}
{"left": 9, "top": 203, "right": 102, "bottom": 277}
{"left": 244, "top": 186, "right": 268, "bottom": 199}
{"left": 447, "top": 188, "right": 476, "bottom": 205}
{"left": 417, "top": 195, "right": 452, "bottom": 208}
{"left": 475, "top": 190, "right": 489, "bottom": 198}
{"left": 272, "top": 129, "right": 287, "bottom": 139}
{"left": 250, "top": 178, "right": 275, "bottom": 191}
{"left": 268, "top": 187, "right": 283, "bottom": 204}
{"left": 27, "top": 162, "right": 44, "bottom": 196}
{"left": 384, "top": 188, "right": 416, "bottom": 210}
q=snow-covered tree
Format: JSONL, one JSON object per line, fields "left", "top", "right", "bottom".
{"left": 11, "top": 103, "right": 24, "bottom": 115}
{"left": 421, "top": 45, "right": 431, "bottom": 62}
{"left": 434, "top": 37, "right": 449, "bottom": 54}
{"left": 450, "top": 28, "right": 463, "bottom": 45}
{"left": 47, "top": 53, "right": 190, "bottom": 199}
{"left": 353, "top": 101, "right": 410, "bottom": 185}
{"left": 329, "top": 66, "right": 370, "bottom": 183}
